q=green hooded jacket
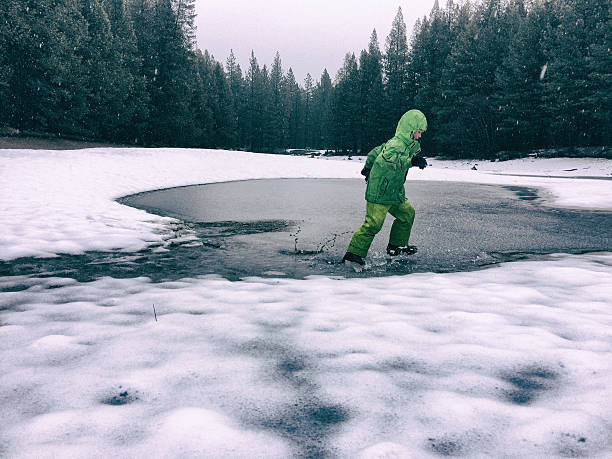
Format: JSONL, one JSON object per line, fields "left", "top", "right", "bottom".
{"left": 364, "top": 109, "right": 427, "bottom": 205}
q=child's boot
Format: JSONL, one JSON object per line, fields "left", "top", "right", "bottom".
{"left": 386, "top": 244, "right": 418, "bottom": 256}
{"left": 342, "top": 252, "right": 365, "bottom": 265}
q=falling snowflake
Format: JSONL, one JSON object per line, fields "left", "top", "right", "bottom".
{"left": 539, "top": 63, "right": 548, "bottom": 80}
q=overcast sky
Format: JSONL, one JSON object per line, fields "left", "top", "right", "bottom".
{"left": 194, "top": 1, "right": 438, "bottom": 83}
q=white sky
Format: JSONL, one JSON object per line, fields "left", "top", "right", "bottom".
{"left": 194, "top": 0, "right": 438, "bottom": 83}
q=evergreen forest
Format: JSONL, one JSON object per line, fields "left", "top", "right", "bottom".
{"left": 1, "top": 0, "right": 610, "bottom": 158}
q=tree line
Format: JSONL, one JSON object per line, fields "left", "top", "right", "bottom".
{"left": 0, "top": 0, "right": 609, "bottom": 158}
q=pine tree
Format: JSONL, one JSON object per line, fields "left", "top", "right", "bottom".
{"left": 285, "top": 68, "right": 303, "bottom": 148}
{"left": 147, "top": 0, "right": 196, "bottom": 145}
{"left": 173, "top": 0, "right": 196, "bottom": 48}
{"left": 384, "top": 7, "right": 411, "bottom": 125}
{"left": 332, "top": 53, "right": 360, "bottom": 153}
{"left": 582, "top": 0, "right": 612, "bottom": 144}
{"left": 360, "top": 29, "right": 386, "bottom": 152}
{"left": 495, "top": 1, "right": 545, "bottom": 150}
{"left": 570, "top": 0, "right": 611, "bottom": 146}
{"left": 540, "top": 0, "right": 581, "bottom": 147}
{"left": 538, "top": 0, "right": 611, "bottom": 147}
{"left": 303, "top": 73, "right": 315, "bottom": 148}
{"left": 211, "top": 61, "right": 233, "bottom": 147}
{"left": 225, "top": 49, "right": 243, "bottom": 148}
{"left": 129, "top": 0, "right": 158, "bottom": 143}
{"left": 190, "top": 50, "right": 232, "bottom": 148}
{"left": 80, "top": 0, "right": 125, "bottom": 138}
{"left": 245, "top": 51, "right": 264, "bottom": 151}
{"left": 102, "top": 0, "right": 149, "bottom": 142}
{"left": 4, "top": 0, "right": 89, "bottom": 134}
{"left": 0, "top": 1, "right": 14, "bottom": 127}
{"left": 409, "top": 1, "right": 458, "bottom": 155}
{"left": 312, "top": 69, "right": 333, "bottom": 149}
{"left": 269, "top": 52, "right": 287, "bottom": 149}
{"left": 437, "top": 0, "right": 511, "bottom": 157}
{"left": 191, "top": 49, "right": 215, "bottom": 146}
{"left": 260, "top": 64, "right": 275, "bottom": 151}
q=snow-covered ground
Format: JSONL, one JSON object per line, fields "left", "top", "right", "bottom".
{"left": 1, "top": 148, "right": 611, "bottom": 457}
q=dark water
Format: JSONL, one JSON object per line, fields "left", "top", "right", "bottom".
{"left": 2, "top": 179, "right": 611, "bottom": 283}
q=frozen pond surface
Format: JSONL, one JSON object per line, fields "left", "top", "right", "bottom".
{"left": 2, "top": 178, "right": 611, "bottom": 282}
{"left": 119, "top": 178, "right": 612, "bottom": 277}
{"left": 122, "top": 178, "right": 611, "bottom": 278}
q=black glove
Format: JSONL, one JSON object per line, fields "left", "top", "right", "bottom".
{"left": 411, "top": 155, "right": 427, "bottom": 169}
{"left": 360, "top": 167, "right": 371, "bottom": 182}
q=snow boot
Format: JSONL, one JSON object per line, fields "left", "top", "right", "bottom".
{"left": 386, "top": 244, "right": 418, "bottom": 256}
{"left": 342, "top": 252, "right": 365, "bottom": 265}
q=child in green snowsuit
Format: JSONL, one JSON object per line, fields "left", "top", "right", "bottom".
{"left": 343, "top": 109, "right": 428, "bottom": 266}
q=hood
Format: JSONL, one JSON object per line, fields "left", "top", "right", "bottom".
{"left": 395, "top": 109, "right": 427, "bottom": 145}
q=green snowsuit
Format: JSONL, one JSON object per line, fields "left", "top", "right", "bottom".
{"left": 347, "top": 109, "right": 427, "bottom": 258}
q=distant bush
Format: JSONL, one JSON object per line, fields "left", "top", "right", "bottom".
{"left": 434, "top": 146, "right": 612, "bottom": 161}
{"left": 529, "top": 146, "right": 612, "bottom": 160}
{"left": 0, "top": 126, "right": 20, "bottom": 136}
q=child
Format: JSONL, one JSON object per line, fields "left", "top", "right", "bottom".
{"left": 343, "top": 109, "right": 428, "bottom": 266}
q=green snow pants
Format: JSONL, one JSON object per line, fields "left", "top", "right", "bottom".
{"left": 347, "top": 200, "right": 415, "bottom": 258}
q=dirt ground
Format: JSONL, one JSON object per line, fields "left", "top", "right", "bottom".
{"left": 0, "top": 136, "right": 133, "bottom": 150}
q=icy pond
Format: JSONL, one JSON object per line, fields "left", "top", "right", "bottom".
{"left": 113, "top": 178, "right": 611, "bottom": 280}
{"left": 3, "top": 178, "right": 610, "bottom": 283}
